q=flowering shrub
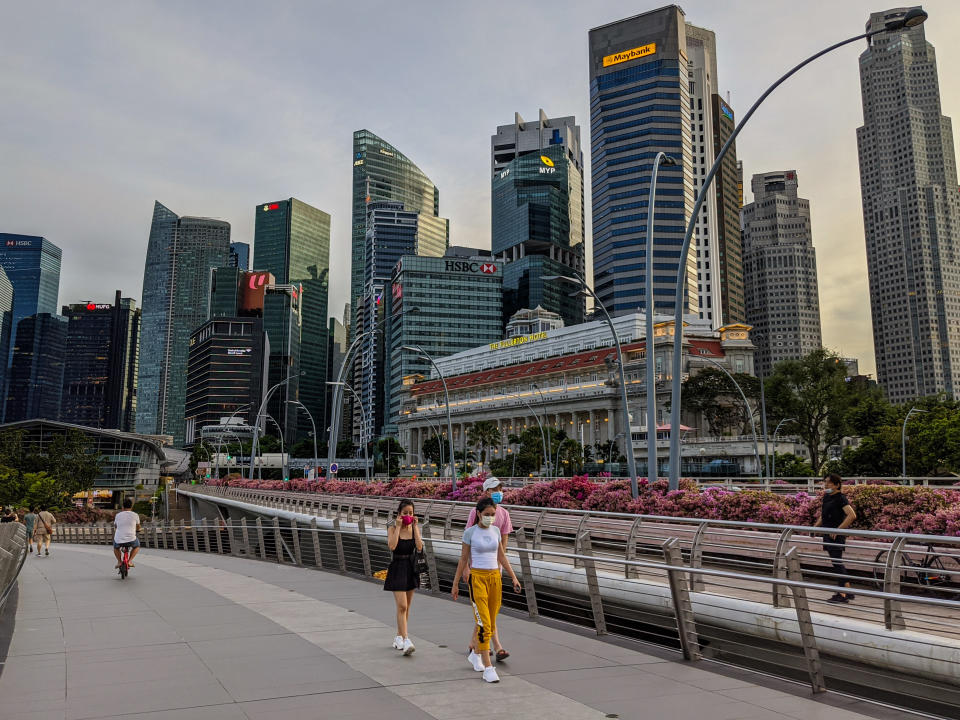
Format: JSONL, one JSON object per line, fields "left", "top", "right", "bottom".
{"left": 203, "top": 474, "right": 960, "bottom": 535}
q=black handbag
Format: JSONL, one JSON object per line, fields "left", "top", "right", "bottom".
{"left": 413, "top": 549, "right": 429, "bottom": 575}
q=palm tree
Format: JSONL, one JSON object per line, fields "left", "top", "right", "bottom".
{"left": 468, "top": 421, "right": 502, "bottom": 469}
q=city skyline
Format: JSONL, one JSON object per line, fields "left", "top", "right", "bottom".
{"left": 3, "top": 1, "right": 960, "bottom": 378}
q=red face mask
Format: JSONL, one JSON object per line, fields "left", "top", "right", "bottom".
{"left": 401, "top": 515, "right": 414, "bottom": 526}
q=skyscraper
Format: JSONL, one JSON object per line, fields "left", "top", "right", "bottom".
{"left": 742, "top": 171, "right": 823, "bottom": 377}
{"left": 60, "top": 292, "right": 140, "bottom": 431}
{"left": 711, "top": 95, "right": 745, "bottom": 325}
{"left": 0, "top": 234, "right": 62, "bottom": 369}
{"left": 491, "top": 112, "right": 585, "bottom": 327}
{"left": 229, "top": 242, "right": 250, "bottom": 270}
{"left": 588, "top": 7, "right": 696, "bottom": 317}
{"left": 254, "top": 198, "right": 330, "bottom": 440}
{"left": 857, "top": 6, "right": 960, "bottom": 401}
{"left": 0, "top": 269, "right": 13, "bottom": 417}
{"left": 5, "top": 313, "right": 68, "bottom": 423}
{"left": 137, "top": 201, "right": 230, "bottom": 445}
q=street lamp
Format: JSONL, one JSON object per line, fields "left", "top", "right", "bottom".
{"left": 421, "top": 414, "right": 445, "bottom": 471}
{"left": 699, "top": 355, "right": 761, "bottom": 478}
{"left": 667, "top": 8, "right": 928, "bottom": 490}
{"left": 327, "top": 381, "right": 371, "bottom": 483}
{"left": 901, "top": 407, "right": 928, "bottom": 479}
{"left": 402, "top": 344, "right": 457, "bottom": 490}
{"left": 286, "top": 400, "right": 318, "bottom": 480}
{"left": 508, "top": 391, "right": 550, "bottom": 480}
{"left": 544, "top": 273, "right": 639, "bottom": 499}
{"left": 772, "top": 417, "right": 797, "bottom": 479}
{"left": 530, "top": 383, "right": 552, "bottom": 478}
{"left": 250, "top": 372, "right": 304, "bottom": 480}
{"left": 263, "top": 413, "right": 286, "bottom": 480}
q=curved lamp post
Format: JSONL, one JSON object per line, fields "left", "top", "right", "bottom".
{"left": 772, "top": 417, "right": 797, "bottom": 479}
{"left": 402, "top": 344, "right": 457, "bottom": 490}
{"left": 510, "top": 393, "right": 549, "bottom": 479}
{"left": 327, "top": 324, "right": 381, "bottom": 479}
{"left": 530, "top": 383, "right": 553, "bottom": 478}
{"left": 667, "top": 7, "right": 929, "bottom": 490}
{"left": 327, "top": 381, "right": 371, "bottom": 483}
{"left": 544, "top": 273, "right": 639, "bottom": 499}
{"left": 901, "top": 407, "right": 928, "bottom": 478}
{"left": 250, "top": 372, "right": 303, "bottom": 480}
{"left": 286, "top": 400, "right": 318, "bottom": 480}
{"left": 700, "top": 356, "right": 761, "bottom": 477}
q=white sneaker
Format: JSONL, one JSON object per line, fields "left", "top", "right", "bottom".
{"left": 468, "top": 651, "right": 485, "bottom": 672}
{"left": 402, "top": 637, "right": 415, "bottom": 655}
{"left": 482, "top": 666, "right": 500, "bottom": 683}
{"left": 392, "top": 635, "right": 404, "bottom": 650}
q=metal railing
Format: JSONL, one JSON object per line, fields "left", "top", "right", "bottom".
{"left": 0, "top": 523, "right": 28, "bottom": 613}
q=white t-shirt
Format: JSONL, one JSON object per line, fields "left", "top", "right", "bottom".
{"left": 462, "top": 524, "right": 501, "bottom": 570}
{"left": 114, "top": 511, "right": 140, "bottom": 543}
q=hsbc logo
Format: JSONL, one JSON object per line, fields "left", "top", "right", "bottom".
{"left": 444, "top": 260, "right": 498, "bottom": 275}
{"left": 5, "top": 240, "right": 34, "bottom": 247}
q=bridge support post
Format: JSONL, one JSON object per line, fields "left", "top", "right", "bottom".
{"left": 191, "top": 521, "right": 199, "bottom": 552}
{"left": 357, "top": 517, "right": 372, "bottom": 577}
{"left": 883, "top": 536, "right": 908, "bottom": 631}
{"left": 515, "top": 529, "right": 538, "bottom": 619}
{"left": 573, "top": 513, "right": 590, "bottom": 569}
{"left": 179, "top": 520, "right": 187, "bottom": 551}
{"left": 255, "top": 518, "right": 266, "bottom": 560}
{"left": 578, "top": 530, "right": 607, "bottom": 636}
{"left": 533, "top": 510, "right": 546, "bottom": 560}
{"left": 689, "top": 522, "right": 709, "bottom": 592}
{"left": 310, "top": 518, "right": 323, "bottom": 568}
{"left": 624, "top": 517, "right": 643, "bottom": 579}
{"left": 420, "top": 523, "right": 439, "bottom": 593}
{"left": 772, "top": 528, "right": 795, "bottom": 608}
{"left": 215, "top": 521, "right": 224, "bottom": 554}
{"left": 443, "top": 504, "right": 456, "bottom": 541}
{"left": 786, "top": 549, "right": 826, "bottom": 693}
{"left": 663, "top": 538, "right": 701, "bottom": 661}
{"left": 332, "top": 517, "right": 346, "bottom": 572}
{"left": 198, "top": 519, "right": 208, "bottom": 553}
{"left": 290, "top": 519, "right": 302, "bottom": 566}
{"left": 272, "top": 517, "right": 284, "bottom": 563}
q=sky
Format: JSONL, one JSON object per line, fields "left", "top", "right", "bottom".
{"left": 2, "top": 1, "right": 959, "bottom": 378}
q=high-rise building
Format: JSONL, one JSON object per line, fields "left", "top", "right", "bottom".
{"left": 857, "top": 6, "right": 960, "bottom": 401}
{"left": 60, "top": 292, "right": 140, "bottom": 431}
{"left": 325, "top": 315, "right": 347, "bottom": 437}
{"left": 0, "top": 269, "right": 13, "bottom": 417}
{"left": 491, "top": 113, "right": 585, "bottom": 327}
{"left": 588, "top": 7, "right": 696, "bottom": 318}
{"left": 712, "top": 94, "right": 745, "bottom": 324}
{"left": 0, "top": 234, "right": 62, "bottom": 369}
{"left": 229, "top": 242, "right": 250, "bottom": 270}
{"left": 253, "top": 198, "right": 330, "bottom": 440}
{"left": 742, "top": 171, "right": 823, "bottom": 376}
{"left": 5, "top": 313, "right": 68, "bottom": 422}
{"left": 137, "top": 201, "right": 230, "bottom": 445}
{"left": 387, "top": 251, "right": 503, "bottom": 429}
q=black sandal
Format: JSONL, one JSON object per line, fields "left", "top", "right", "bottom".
{"left": 496, "top": 649, "right": 510, "bottom": 662}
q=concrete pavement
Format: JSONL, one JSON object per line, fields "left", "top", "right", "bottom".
{"left": 0, "top": 545, "right": 907, "bottom": 720}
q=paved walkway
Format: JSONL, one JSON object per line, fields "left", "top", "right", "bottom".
{"left": 0, "top": 546, "right": 903, "bottom": 720}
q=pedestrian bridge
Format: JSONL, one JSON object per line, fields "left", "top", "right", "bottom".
{"left": 2, "top": 542, "right": 903, "bottom": 720}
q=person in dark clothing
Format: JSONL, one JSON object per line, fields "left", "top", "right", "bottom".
{"left": 814, "top": 473, "right": 858, "bottom": 603}
{"left": 385, "top": 499, "right": 423, "bottom": 656}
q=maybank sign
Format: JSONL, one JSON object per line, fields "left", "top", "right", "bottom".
{"left": 602, "top": 42, "right": 656, "bottom": 67}
{"left": 489, "top": 332, "right": 548, "bottom": 351}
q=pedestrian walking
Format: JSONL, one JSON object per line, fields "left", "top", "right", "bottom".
{"left": 452, "top": 497, "right": 522, "bottom": 683}
{"left": 385, "top": 499, "right": 423, "bottom": 656}
{"left": 814, "top": 473, "right": 857, "bottom": 603}
{"left": 0, "top": 506, "right": 17, "bottom": 523}
{"left": 23, "top": 508, "right": 38, "bottom": 553}
{"left": 465, "top": 476, "right": 513, "bottom": 662}
{"left": 34, "top": 506, "right": 55, "bottom": 556}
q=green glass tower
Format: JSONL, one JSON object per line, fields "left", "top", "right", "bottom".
{"left": 254, "top": 198, "right": 330, "bottom": 440}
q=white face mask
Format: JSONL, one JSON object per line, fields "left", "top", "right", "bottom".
{"left": 479, "top": 515, "right": 494, "bottom": 528}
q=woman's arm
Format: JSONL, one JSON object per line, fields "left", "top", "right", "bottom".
{"left": 413, "top": 519, "right": 424, "bottom": 552}
{"left": 496, "top": 544, "right": 522, "bottom": 592}
{"left": 451, "top": 543, "right": 471, "bottom": 600}
{"left": 387, "top": 524, "right": 399, "bottom": 551}
{"left": 838, "top": 505, "right": 857, "bottom": 530}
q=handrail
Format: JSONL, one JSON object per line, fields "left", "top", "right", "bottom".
{"left": 0, "top": 523, "right": 29, "bottom": 613}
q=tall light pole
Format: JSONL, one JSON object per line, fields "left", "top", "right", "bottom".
{"left": 901, "top": 407, "right": 928, "bottom": 478}
{"left": 249, "top": 372, "right": 303, "bottom": 480}
{"left": 214, "top": 404, "right": 250, "bottom": 479}
{"left": 544, "top": 273, "right": 638, "bottom": 499}
{"left": 508, "top": 392, "right": 549, "bottom": 480}
{"left": 772, "top": 417, "right": 796, "bottom": 479}
{"left": 327, "top": 381, "right": 371, "bottom": 482}
{"left": 286, "top": 400, "right": 318, "bottom": 479}
{"left": 645, "top": 152, "right": 678, "bottom": 483}
{"left": 422, "top": 414, "right": 445, "bottom": 473}
{"left": 667, "top": 7, "right": 929, "bottom": 491}
{"left": 402, "top": 344, "right": 457, "bottom": 490}
{"left": 530, "top": 383, "right": 552, "bottom": 478}
{"left": 699, "top": 356, "right": 761, "bottom": 477}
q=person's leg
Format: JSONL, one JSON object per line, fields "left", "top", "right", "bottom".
{"left": 113, "top": 546, "right": 122, "bottom": 567}
{"left": 487, "top": 574, "right": 502, "bottom": 658}
{"left": 393, "top": 591, "right": 409, "bottom": 638}
{"left": 403, "top": 590, "right": 415, "bottom": 635}
{"left": 469, "top": 572, "right": 494, "bottom": 667}
{"left": 128, "top": 543, "right": 140, "bottom": 565}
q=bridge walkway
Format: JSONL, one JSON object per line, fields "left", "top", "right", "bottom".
{"left": 0, "top": 546, "right": 907, "bottom": 720}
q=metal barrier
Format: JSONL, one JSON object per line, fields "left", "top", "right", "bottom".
{"left": 54, "top": 500, "right": 960, "bottom": 718}
{"left": 0, "top": 523, "right": 29, "bottom": 613}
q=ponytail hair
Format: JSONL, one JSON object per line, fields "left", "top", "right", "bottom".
{"left": 473, "top": 497, "right": 496, "bottom": 525}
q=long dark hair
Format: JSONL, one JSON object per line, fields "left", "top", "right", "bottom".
{"left": 473, "top": 497, "right": 496, "bottom": 525}
{"left": 396, "top": 498, "right": 415, "bottom": 516}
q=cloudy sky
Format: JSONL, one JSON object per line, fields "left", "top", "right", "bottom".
{"left": 2, "top": 1, "right": 958, "bottom": 377}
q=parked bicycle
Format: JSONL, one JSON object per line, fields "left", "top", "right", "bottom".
{"left": 872, "top": 544, "right": 960, "bottom": 598}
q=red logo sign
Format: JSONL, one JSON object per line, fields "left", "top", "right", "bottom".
{"left": 86, "top": 303, "right": 96, "bottom": 311}
{"left": 481, "top": 263, "right": 497, "bottom": 274}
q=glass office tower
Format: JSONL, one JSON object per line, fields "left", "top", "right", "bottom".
{"left": 0, "top": 269, "right": 12, "bottom": 418}
{"left": 254, "top": 198, "right": 330, "bottom": 440}
{"left": 0, "top": 234, "right": 62, "bottom": 370}
{"left": 137, "top": 201, "right": 230, "bottom": 445}
{"left": 229, "top": 242, "right": 250, "bottom": 270}
{"left": 5, "top": 313, "right": 68, "bottom": 422}
{"left": 588, "top": 7, "right": 696, "bottom": 317}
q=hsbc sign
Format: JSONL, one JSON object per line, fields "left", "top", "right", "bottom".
{"left": 444, "top": 260, "right": 498, "bottom": 275}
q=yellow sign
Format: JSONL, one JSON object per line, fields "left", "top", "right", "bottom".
{"left": 489, "top": 332, "right": 548, "bottom": 351}
{"left": 602, "top": 42, "right": 657, "bottom": 67}
{"left": 540, "top": 155, "right": 554, "bottom": 167}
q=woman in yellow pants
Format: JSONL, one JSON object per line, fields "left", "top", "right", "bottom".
{"left": 452, "top": 497, "right": 521, "bottom": 683}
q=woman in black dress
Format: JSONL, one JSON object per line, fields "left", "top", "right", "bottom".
{"left": 385, "top": 499, "right": 423, "bottom": 655}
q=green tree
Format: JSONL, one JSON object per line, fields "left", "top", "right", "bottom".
{"left": 770, "top": 452, "right": 815, "bottom": 477}
{"left": 421, "top": 434, "right": 445, "bottom": 466}
{"left": 22, "top": 472, "right": 66, "bottom": 509}
{"left": 681, "top": 367, "right": 760, "bottom": 436}
{"left": 467, "top": 421, "right": 502, "bottom": 468}
{"left": 764, "top": 349, "right": 861, "bottom": 472}
{"left": 374, "top": 437, "right": 405, "bottom": 476}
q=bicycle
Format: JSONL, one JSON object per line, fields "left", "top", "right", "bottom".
{"left": 872, "top": 544, "right": 960, "bottom": 597}
{"left": 117, "top": 542, "right": 134, "bottom": 579}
